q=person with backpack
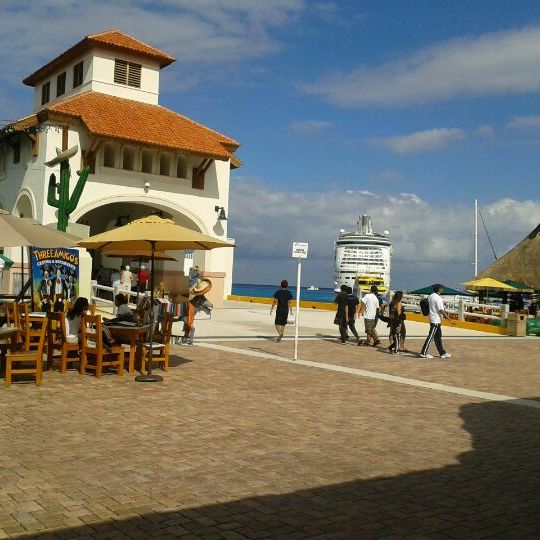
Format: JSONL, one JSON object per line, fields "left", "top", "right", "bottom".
{"left": 420, "top": 284, "right": 452, "bottom": 359}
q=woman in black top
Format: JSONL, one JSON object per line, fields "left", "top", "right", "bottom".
{"left": 270, "top": 279, "right": 293, "bottom": 342}
{"left": 387, "top": 290, "right": 404, "bottom": 354}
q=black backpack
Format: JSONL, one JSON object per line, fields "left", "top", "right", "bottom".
{"left": 420, "top": 298, "right": 430, "bottom": 316}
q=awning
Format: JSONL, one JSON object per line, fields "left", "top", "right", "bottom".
{"left": 0, "top": 254, "right": 14, "bottom": 269}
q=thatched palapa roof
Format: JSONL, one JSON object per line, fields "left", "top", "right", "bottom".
{"left": 476, "top": 222, "right": 540, "bottom": 290}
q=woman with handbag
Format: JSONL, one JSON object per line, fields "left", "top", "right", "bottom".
{"left": 387, "top": 291, "right": 405, "bottom": 354}
{"left": 270, "top": 280, "right": 293, "bottom": 342}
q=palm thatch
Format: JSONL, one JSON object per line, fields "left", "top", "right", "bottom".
{"left": 476, "top": 223, "right": 540, "bottom": 290}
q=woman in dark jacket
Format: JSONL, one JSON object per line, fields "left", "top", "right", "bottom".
{"left": 387, "top": 291, "right": 405, "bottom": 354}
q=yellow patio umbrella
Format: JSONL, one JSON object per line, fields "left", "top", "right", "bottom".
{"left": 77, "top": 215, "right": 235, "bottom": 382}
{"left": 462, "top": 277, "right": 519, "bottom": 292}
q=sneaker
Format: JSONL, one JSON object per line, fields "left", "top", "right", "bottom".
{"left": 276, "top": 335, "right": 283, "bottom": 342}
{"left": 420, "top": 353, "right": 433, "bottom": 359}
{"left": 339, "top": 341, "right": 347, "bottom": 345}
{"left": 440, "top": 353, "right": 452, "bottom": 359}
{"left": 373, "top": 340, "right": 381, "bottom": 347}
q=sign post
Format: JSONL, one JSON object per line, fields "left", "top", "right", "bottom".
{"left": 291, "top": 242, "right": 308, "bottom": 360}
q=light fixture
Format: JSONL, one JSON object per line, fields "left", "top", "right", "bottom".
{"left": 214, "top": 205, "right": 227, "bottom": 221}
{"left": 144, "top": 181, "right": 150, "bottom": 192}
{"left": 115, "top": 214, "right": 130, "bottom": 227}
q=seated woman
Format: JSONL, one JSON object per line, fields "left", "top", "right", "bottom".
{"left": 65, "top": 297, "right": 90, "bottom": 343}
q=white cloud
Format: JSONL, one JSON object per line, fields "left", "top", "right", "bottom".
{"left": 475, "top": 124, "right": 494, "bottom": 138}
{"left": 289, "top": 120, "right": 333, "bottom": 135}
{"left": 370, "top": 128, "right": 466, "bottom": 154}
{"left": 507, "top": 115, "right": 540, "bottom": 129}
{"left": 301, "top": 25, "right": 540, "bottom": 106}
{"left": 229, "top": 177, "right": 540, "bottom": 287}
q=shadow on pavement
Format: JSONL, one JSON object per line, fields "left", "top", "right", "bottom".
{"left": 29, "top": 398, "right": 540, "bottom": 538}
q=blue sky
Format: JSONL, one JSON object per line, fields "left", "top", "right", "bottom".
{"left": 1, "top": 1, "right": 540, "bottom": 289}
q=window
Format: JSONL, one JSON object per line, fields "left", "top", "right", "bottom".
{"left": 114, "top": 59, "right": 142, "bottom": 88}
{"left": 103, "top": 144, "right": 115, "bottom": 167}
{"left": 141, "top": 150, "right": 153, "bottom": 173}
{"left": 41, "top": 82, "right": 50, "bottom": 105}
{"left": 56, "top": 72, "right": 66, "bottom": 97}
{"left": 73, "top": 61, "right": 83, "bottom": 88}
{"left": 159, "top": 154, "right": 171, "bottom": 176}
{"left": 122, "top": 147, "right": 135, "bottom": 170}
{"left": 176, "top": 156, "right": 187, "bottom": 178}
{"left": 13, "top": 142, "right": 20, "bottom": 164}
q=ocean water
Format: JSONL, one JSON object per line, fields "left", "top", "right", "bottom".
{"left": 232, "top": 283, "right": 336, "bottom": 303}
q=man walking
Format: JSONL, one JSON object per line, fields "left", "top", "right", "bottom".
{"left": 359, "top": 285, "right": 381, "bottom": 346}
{"left": 420, "top": 284, "right": 452, "bottom": 359}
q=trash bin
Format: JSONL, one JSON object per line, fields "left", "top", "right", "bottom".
{"left": 506, "top": 312, "right": 527, "bottom": 337}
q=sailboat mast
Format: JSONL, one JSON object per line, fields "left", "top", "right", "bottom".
{"left": 473, "top": 199, "right": 478, "bottom": 277}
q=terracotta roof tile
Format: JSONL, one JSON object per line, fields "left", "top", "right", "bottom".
{"left": 24, "top": 30, "right": 174, "bottom": 86}
{"left": 44, "top": 92, "right": 239, "bottom": 160}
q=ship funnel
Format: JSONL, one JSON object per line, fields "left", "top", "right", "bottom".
{"left": 357, "top": 215, "right": 373, "bottom": 235}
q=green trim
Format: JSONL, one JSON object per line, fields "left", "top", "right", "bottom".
{"left": 0, "top": 254, "right": 14, "bottom": 268}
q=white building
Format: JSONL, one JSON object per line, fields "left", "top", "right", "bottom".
{"left": 0, "top": 30, "right": 240, "bottom": 304}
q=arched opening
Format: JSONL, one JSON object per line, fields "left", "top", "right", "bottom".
{"left": 77, "top": 201, "right": 207, "bottom": 294}
{"left": 103, "top": 143, "right": 116, "bottom": 168}
{"left": 15, "top": 193, "right": 34, "bottom": 219}
{"left": 141, "top": 150, "right": 153, "bottom": 174}
{"left": 122, "top": 147, "right": 135, "bottom": 171}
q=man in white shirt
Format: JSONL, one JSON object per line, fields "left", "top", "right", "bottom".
{"left": 420, "top": 284, "right": 451, "bottom": 359}
{"left": 359, "top": 285, "right": 381, "bottom": 346}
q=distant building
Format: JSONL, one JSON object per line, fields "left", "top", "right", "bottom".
{"left": 0, "top": 30, "right": 240, "bottom": 303}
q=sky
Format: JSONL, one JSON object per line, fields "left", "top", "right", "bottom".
{"left": 1, "top": 0, "right": 540, "bottom": 289}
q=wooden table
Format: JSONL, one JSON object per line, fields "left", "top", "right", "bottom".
{"left": 0, "top": 327, "right": 21, "bottom": 366}
{"left": 107, "top": 324, "right": 150, "bottom": 374}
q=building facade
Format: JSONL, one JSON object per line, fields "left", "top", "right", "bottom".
{"left": 0, "top": 30, "right": 240, "bottom": 303}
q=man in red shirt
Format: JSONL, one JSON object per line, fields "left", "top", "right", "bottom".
{"left": 138, "top": 265, "right": 149, "bottom": 292}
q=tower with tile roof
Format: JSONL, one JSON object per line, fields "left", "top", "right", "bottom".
{"left": 0, "top": 30, "right": 240, "bottom": 303}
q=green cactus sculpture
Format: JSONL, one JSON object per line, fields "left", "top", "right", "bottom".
{"left": 45, "top": 145, "right": 89, "bottom": 232}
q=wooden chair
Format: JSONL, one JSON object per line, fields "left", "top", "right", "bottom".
{"left": 141, "top": 312, "right": 174, "bottom": 372}
{"left": 46, "top": 311, "right": 81, "bottom": 373}
{"left": 5, "top": 315, "right": 48, "bottom": 386}
{"left": 80, "top": 314, "right": 124, "bottom": 378}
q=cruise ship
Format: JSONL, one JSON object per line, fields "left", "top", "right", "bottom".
{"left": 333, "top": 215, "right": 392, "bottom": 296}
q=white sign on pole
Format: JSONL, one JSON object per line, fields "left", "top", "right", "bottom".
{"left": 291, "top": 241, "right": 308, "bottom": 360}
{"left": 292, "top": 242, "right": 308, "bottom": 259}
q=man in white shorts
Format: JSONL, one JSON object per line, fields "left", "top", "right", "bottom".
{"left": 420, "top": 284, "right": 452, "bottom": 359}
{"left": 360, "top": 285, "right": 381, "bottom": 346}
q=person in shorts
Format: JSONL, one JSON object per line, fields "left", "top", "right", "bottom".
{"left": 270, "top": 280, "right": 293, "bottom": 342}
{"left": 359, "top": 285, "right": 381, "bottom": 346}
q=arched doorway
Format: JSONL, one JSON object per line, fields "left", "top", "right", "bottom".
{"left": 76, "top": 201, "right": 208, "bottom": 292}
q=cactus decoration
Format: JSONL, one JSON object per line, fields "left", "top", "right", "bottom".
{"left": 45, "top": 145, "right": 90, "bottom": 232}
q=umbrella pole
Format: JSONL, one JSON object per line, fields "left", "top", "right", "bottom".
{"left": 135, "top": 241, "right": 163, "bottom": 383}
{"left": 20, "top": 246, "right": 24, "bottom": 301}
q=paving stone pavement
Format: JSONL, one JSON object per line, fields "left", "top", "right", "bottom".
{"left": 0, "top": 337, "right": 539, "bottom": 539}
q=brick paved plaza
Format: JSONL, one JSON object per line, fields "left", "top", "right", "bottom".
{"left": 1, "top": 336, "right": 539, "bottom": 539}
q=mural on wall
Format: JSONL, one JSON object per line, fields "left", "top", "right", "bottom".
{"left": 32, "top": 247, "right": 79, "bottom": 312}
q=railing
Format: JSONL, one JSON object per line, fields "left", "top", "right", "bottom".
{"left": 90, "top": 280, "right": 149, "bottom": 315}
{"left": 400, "top": 293, "right": 509, "bottom": 324}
